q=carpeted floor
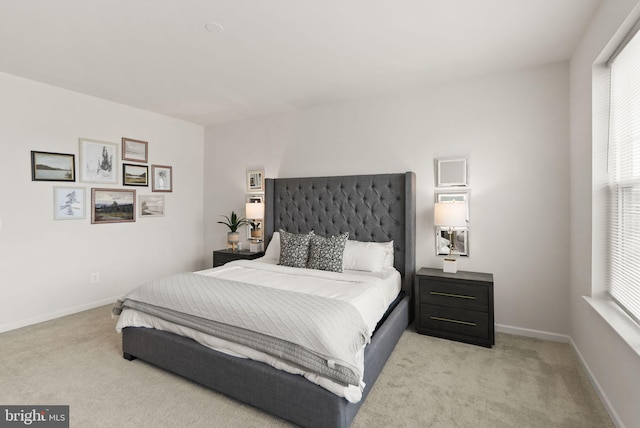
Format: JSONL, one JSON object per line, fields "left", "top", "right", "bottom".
{"left": 0, "top": 305, "right": 613, "bottom": 427}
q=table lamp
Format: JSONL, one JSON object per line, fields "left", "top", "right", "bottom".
{"left": 245, "top": 202, "right": 265, "bottom": 252}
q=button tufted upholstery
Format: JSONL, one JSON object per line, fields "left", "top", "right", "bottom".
{"left": 264, "top": 172, "right": 416, "bottom": 294}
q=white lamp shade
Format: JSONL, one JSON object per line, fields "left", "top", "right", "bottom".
{"left": 245, "top": 202, "right": 264, "bottom": 219}
{"left": 434, "top": 202, "right": 466, "bottom": 227}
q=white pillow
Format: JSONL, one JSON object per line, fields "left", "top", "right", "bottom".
{"left": 263, "top": 232, "right": 281, "bottom": 261}
{"left": 381, "top": 240, "right": 395, "bottom": 269}
{"left": 343, "top": 240, "right": 394, "bottom": 272}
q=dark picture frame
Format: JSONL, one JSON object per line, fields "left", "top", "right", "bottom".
{"left": 123, "top": 163, "right": 149, "bottom": 186}
{"left": 122, "top": 137, "right": 148, "bottom": 163}
{"left": 91, "top": 188, "right": 136, "bottom": 224}
{"left": 31, "top": 151, "right": 75, "bottom": 182}
{"left": 151, "top": 165, "right": 172, "bottom": 192}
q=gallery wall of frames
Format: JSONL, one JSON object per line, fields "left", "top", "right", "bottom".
{"left": 31, "top": 137, "right": 173, "bottom": 224}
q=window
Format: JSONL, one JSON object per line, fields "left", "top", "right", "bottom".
{"left": 607, "top": 26, "right": 640, "bottom": 324}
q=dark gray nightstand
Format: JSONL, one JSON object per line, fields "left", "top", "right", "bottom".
{"left": 212, "top": 249, "right": 264, "bottom": 268}
{"left": 415, "top": 267, "right": 494, "bottom": 348}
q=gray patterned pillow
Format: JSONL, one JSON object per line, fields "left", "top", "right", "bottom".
{"left": 307, "top": 232, "right": 349, "bottom": 273}
{"left": 278, "top": 230, "right": 313, "bottom": 268}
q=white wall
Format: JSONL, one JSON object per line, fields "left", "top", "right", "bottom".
{"left": 204, "top": 62, "right": 571, "bottom": 337}
{"left": 570, "top": 1, "right": 640, "bottom": 427}
{"left": 0, "top": 72, "right": 205, "bottom": 332}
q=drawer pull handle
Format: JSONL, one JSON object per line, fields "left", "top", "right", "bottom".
{"left": 429, "top": 291, "right": 476, "bottom": 300}
{"left": 430, "top": 316, "right": 477, "bottom": 326}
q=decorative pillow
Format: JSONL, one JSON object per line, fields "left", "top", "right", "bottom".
{"left": 278, "top": 230, "right": 313, "bottom": 268}
{"left": 263, "top": 231, "right": 281, "bottom": 261}
{"left": 307, "top": 232, "right": 349, "bottom": 273}
{"left": 343, "top": 240, "right": 394, "bottom": 272}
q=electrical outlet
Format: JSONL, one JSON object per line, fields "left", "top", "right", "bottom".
{"left": 90, "top": 273, "right": 100, "bottom": 283}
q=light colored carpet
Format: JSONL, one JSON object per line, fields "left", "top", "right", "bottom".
{"left": 0, "top": 305, "right": 613, "bottom": 428}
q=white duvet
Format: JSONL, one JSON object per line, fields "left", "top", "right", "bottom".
{"left": 116, "top": 259, "right": 401, "bottom": 402}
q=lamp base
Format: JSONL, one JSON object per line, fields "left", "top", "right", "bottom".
{"left": 442, "top": 257, "right": 457, "bottom": 274}
{"left": 249, "top": 242, "right": 263, "bottom": 252}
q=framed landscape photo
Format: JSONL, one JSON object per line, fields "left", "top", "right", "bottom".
{"left": 53, "top": 186, "right": 86, "bottom": 220}
{"left": 79, "top": 138, "right": 118, "bottom": 184}
{"left": 91, "top": 188, "right": 136, "bottom": 224}
{"left": 122, "top": 137, "right": 148, "bottom": 163}
{"left": 31, "top": 151, "right": 75, "bottom": 182}
{"left": 151, "top": 165, "right": 172, "bottom": 192}
{"left": 139, "top": 194, "right": 165, "bottom": 217}
{"left": 246, "top": 169, "right": 264, "bottom": 193}
{"left": 123, "top": 163, "right": 148, "bottom": 186}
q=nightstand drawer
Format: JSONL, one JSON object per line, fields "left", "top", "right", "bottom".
{"left": 418, "top": 279, "right": 488, "bottom": 311}
{"left": 419, "top": 304, "right": 489, "bottom": 339}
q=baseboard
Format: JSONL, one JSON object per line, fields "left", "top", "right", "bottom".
{"left": 495, "top": 323, "right": 570, "bottom": 343}
{"left": 569, "top": 337, "right": 625, "bottom": 428}
{"left": 0, "top": 296, "right": 118, "bottom": 334}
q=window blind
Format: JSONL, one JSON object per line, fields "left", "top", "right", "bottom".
{"left": 608, "top": 26, "right": 640, "bottom": 324}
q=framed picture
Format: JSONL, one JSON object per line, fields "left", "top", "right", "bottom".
{"left": 79, "top": 138, "right": 118, "bottom": 184}
{"left": 246, "top": 194, "right": 264, "bottom": 203}
{"left": 436, "top": 190, "right": 470, "bottom": 221}
{"left": 53, "top": 186, "right": 86, "bottom": 220}
{"left": 247, "top": 169, "right": 264, "bottom": 193}
{"left": 139, "top": 194, "right": 165, "bottom": 217}
{"left": 91, "top": 188, "right": 136, "bottom": 224}
{"left": 123, "top": 163, "right": 149, "bottom": 186}
{"left": 31, "top": 151, "right": 75, "bottom": 182}
{"left": 435, "top": 157, "right": 468, "bottom": 187}
{"left": 151, "top": 165, "right": 172, "bottom": 192}
{"left": 122, "top": 137, "right": 148, "bottom": 163}
{"left": 436, "top": 227, "right": 469, "bottom": 256}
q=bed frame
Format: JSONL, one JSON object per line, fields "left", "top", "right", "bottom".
{"left": 122, "top": 172, "right": 416, "bottom": 428}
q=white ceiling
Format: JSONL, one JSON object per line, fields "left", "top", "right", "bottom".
{"left": 0, "top": 0, "right": 600, "bottom": 126}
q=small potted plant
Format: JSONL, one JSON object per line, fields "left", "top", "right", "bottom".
{"left": 218, "top": 211, "right": 249, "bottom": 251}
{"left": 249, "top": 220, "right": 262, "bottom": 239}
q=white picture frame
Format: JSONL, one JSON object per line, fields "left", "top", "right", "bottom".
{"left": 79, "top": 138, "right": 118, "bottom": 184}
{"left": 436, "top": 157, "right": 468, "bottom": 187}
{"left": 139, "top": 194, "right": 165, "bottom": 217}
{"left": 436, "top": 227, "right": 469, "bottom": 256}
{"left": 435, "top": 190, "right": 470, "bottom": 221}
{"left": 53, "top": 186, "right": 86, "bottom": 220}
{"left": 247, "top": 169, "right": 264, "bottom": 193}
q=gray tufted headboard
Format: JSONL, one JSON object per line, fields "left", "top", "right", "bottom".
{"left": 264, "top": 172, "right": 416, "bottom": 295}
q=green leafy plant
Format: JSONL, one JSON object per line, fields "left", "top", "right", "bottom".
{"left": 217, "top": 211, "right": 249, "bottom": 232}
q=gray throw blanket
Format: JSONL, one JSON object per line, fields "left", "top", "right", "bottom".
{"left": 113, "top": 272, "right": 369, "bottom": 386}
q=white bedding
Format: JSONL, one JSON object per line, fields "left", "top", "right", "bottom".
{"left": 116, "top": 259, "right": 401, "bottom": 402}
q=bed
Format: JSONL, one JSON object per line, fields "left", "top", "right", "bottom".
{"left": 118, "top": 172, "right": 416, "bottom": 428}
